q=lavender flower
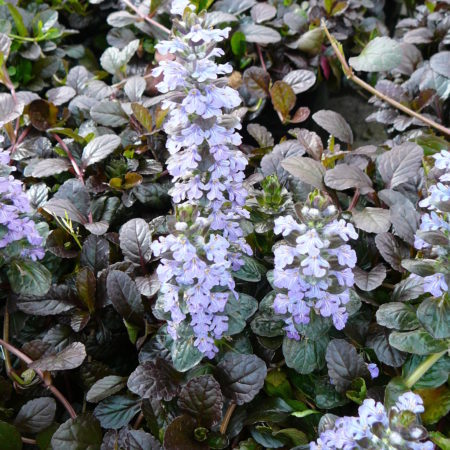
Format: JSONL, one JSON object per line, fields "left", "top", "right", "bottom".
{"left": 150, "top": 2, "right": 251, "bottom": 358}
{"left": 367, "top": 363, "right": 379, "bottom": 379}
{"left": 310, "top": 392, "right": 433, "bottom": 450}
{"left": 272, "top": 202, "right": 358, "bottom": 338}
{"left": 410, "top": 149, "right": 449, "bottom": 298}
{"left": 0, "top": 149, "right": 44, "bottom": 261}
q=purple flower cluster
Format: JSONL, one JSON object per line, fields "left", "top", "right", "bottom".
{"left": 152, "top": 219, "right": 240, "bottom": 358}
{"left": 272, "top": 205, "right": 358, "bottom": 338}
{"left": 0, "top": 149, "right": 44, "bottom": 261}
{"left": 150, "top": 2, "right": 251, "bottom": 357}
{"left": 310, "top": 392, "right": 433, "bottom": 450}
{"left": 412, "top": 149, "right": 449, "bottom": 298}
{"left": 153, "top": 4, "right": 249, "bottom": 244}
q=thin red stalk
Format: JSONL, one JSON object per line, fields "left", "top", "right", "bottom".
{"left": 0, "top": 339, "right": 77, "bottom": 419}
{"left": 9, "top": 126, "right": 31, "bottom": 156}
{"left": 121, "top": 0, "right": 170, "bottom": 35}
{"left": 52, "top": 134, "right": 85, "bottom": 183}
{"left": 256, "top": 44, "right": 267, "bottom": 72}
{"left": 347, "top": 189, "right": 360, "bottom": 211}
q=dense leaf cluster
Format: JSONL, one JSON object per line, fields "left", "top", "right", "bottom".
{"left": 0, "top": 0, "right": 449, "bottom": 449}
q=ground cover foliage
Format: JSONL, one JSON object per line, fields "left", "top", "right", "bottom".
{"left": 0, "top": 0, "right": 449, "bottom": 448}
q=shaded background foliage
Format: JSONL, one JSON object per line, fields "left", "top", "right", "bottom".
{"left": 0, "top": 0, "right": 449, "bottom": 449}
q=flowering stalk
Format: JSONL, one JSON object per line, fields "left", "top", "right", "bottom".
{"left": 272, "top": 197, "right": 358, "bottom": 338}
{"left": 150, "top": 0, "right": 252, "bottom": 358}
{"left": 410, "top": 149, "right": 449, "bottom": 297}
{"left": 310, "top": 392, "right": 434, "bottom": 449}
{"left": 0, "top": 144, "right": 44, "bottom": 261}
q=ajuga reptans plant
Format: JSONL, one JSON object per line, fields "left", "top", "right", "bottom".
{"left": 151, "top": 0, "right": 252, "bottom": 358}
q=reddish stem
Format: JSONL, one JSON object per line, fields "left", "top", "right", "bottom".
{"left": 52, "top": 134, "right": 85, "bottom": 183}
{"left": 256, "top": 44, "right": 267, "bottom": 72}
{"left": 121, "top": 0, "right": 170, "bottom": 35}
{"left": 9, "top": 126, "right": 31, "bottom": 156}
{"left": 0, "top": 339, "right": 77, "bottom": 419}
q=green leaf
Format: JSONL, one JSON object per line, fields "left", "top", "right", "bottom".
{"left": 273, "top": 428, "right": 308, "bottom": 446}
{"left": 86, "top": 375, "right": 127, "bottom": 403}
{"left": 291, "top": 409, "right": 320, "bottom": 418}
{"left": 0, "top": 421, "right": 22, "bottom": 450}
{"left": 100, "top": 40, "right": 139, "bottom": 74}
{"left": 14, "top": 398, "right": 56, "bottom": 434}
{"left": 7, "top": 260, "right": 51, "bottom": 296}
{"left": 384, "top": 377, "right": 408, "bottom": 409}
{"left": 233, "top": 255, "right": 266, "bottom": 282}
{"left": 171, "top": 341, "right": 203, "bottom": 373}
{"left": 346, "top": 377, "right": 367, "bottom": 405}
{"left": 264, "top": 370, "right": 293, "bottom": 399}
{"left": 7, "top": 4, "right": 28, "bottom": 37}
{"left": 314, "top": 377, "right": 349, "bottom": 409}
{"left": 376, "top": 302, "right": 420, "bottom": 331}
{"left": 402, "top": 259, "right": 437, "bottom": 277}
{"left": 231, "top": 31, "right": 246, "bottom": 57}
{"left": 418, "top": 386, "right": 450, "bottom": 425}
{"left": 51, "top": 414, "right": 102, "bottom": 450}
{"left": 36, "top": 423, "right": 59, "bottom": 450}
{"left": 81, "top": 134, "right": 121, "bottom": 168}
{"left": 282, "top": 335, "right": 328, "bottom": 374}
{"left": 225, "top": 293, "right": 258, "bottom": 335}
{"left": 429, "top": 431, "right": 450, "bottom": 450}
{"left": 216, "top": 353, "right": 267, "bottom": 405}
{"left": 94, "top": 395, "right": 140, "bottom": 429}
{"left": 403, "top": 354, "right": 450, "bottom": 389}
{"left": 349, "top": 37, "right": 403, "bottom": 72}
{"left": 178, "top": 375, "right": 223, "bottom": 428}
{"left": 417, "top": 297, "right": 450, "bottom": 339}
{"left": 389, "top": 329, "right": 448, "bottom": 355}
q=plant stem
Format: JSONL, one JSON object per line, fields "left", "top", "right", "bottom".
{"left": 121, "top": 0, "right": 170, "bottom": 35}
{"left": 52, "top": 133, "right": 85, "bottom": 184}
{"left": 347, "top": 188, "right": 360, "bottom": 211}
{"left": 21, "top": 437, "right": 37, "bottom": 445}
{"left": 219, "top": 402, "right": 236, "bottom": 434}
{"left": 0, "top": 338, "right": 77, "bottom": 419}
{"left": 321, "top": 20, "right": 450, "bottom": 137}
{"left": 9, "top": 126, "right": 31, "bottom": 156}
{"left": 405, "top": 350, "right": 447, "bottom": 389}
{"left": 256, "top": 44, "right": 267, "bottom": 72}
{"left": 2, "top": 307, "right": 12, "bottom": 377}
{"left": 133, "top": 412, "right": 144, "bottom": 429}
